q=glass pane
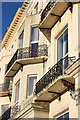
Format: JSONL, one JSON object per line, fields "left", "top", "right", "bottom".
{"left": 57, "top": 115, "right": 63, "bottom": 120}
{"left": 63, "top": 29, "right": 68, "bottom": 56}
{"left": 64, "top": 112, "right": 69, "bottom": 120}
{"left": 19, "top": 32, "right": 24, "bottom": 48}
{"left": 31, "top": 43, "right": 38, "bottom": 57}
{"left": 64, "top": 55, "right": 68, "bottom": 70}
{"left": 28, "top": 76, "right": 37, "bottom": 96}
{"left": 31, "top": 26, "right": 39, "bottom": 42}
{"left": 16, "top": 83, "right": 20, "bottom": 102}
{"left": 57, "top": 35, "right": 63, "bottom": 60}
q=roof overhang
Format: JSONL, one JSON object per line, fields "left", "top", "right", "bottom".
{"left": 34, "top": 75, "right": 75, "bottom": 103}
{"left": 1, "top": 2, "right": 29, "bottom": 47}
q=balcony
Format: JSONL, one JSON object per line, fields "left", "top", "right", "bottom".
{"left": 0, "top": 82, "right": 12, "bottom": 97}
{"left": 39, "top": 1, "right": 71, "bottom": 41}
{"left": 34, "top": 57, "right": 75, "bottom": 103}
{"left": 1, "top": 107, "right": 11, "bottom": 119}
{"left": 5, "top": 44, "right": 48, "bottom": 79}
{"left": 11, "top": 104, "right": 21, "bottom": 118}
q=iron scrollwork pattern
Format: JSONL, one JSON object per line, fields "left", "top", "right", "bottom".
{"left": 35, "top": 56, "right": 76, "bottom": 95}
{"left": 41, "top": 0, "right": 57, "bottom": 22}
{"left": 11, "top": 104, "right": 21, "bottom": 117}
{"left": 6, "top": 44, "right": 48, "bottom": 73}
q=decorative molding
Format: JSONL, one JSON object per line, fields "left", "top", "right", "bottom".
{"left": 70, "top": 88, "right": 80, "bottom": 105}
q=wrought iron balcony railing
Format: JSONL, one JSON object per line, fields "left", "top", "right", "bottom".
{"left": 6, "top": 44, "right": 48, "bottom": 73}
{"left": 41, "top": 1, "right": 56, "bottom": 22}
{"left": 0, "top": 82, "right": 12, "bottom": 93}
{"left": 0, "top": 107, "right": 11, "bottom": 120}
{"left": 35, "top": 56, "right": 76, "bottom": 95}
{"left": 11, "top": 104, "right": 21, "bottom": 117}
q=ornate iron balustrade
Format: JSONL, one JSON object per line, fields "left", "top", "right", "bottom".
{"left": 35, "top": 56, "right": 76, "bottom": 95}
{"left": 41, "top": 0, "right": 57, "bottom": 22}
{"left": 1, "top": 107, "right": 11, "bottom": 119}
{"left": 11, "top": 104, "right": 21, "bottom": 117}
{"left": 6, "top": 44, "right": 48, "bottom": 73}
{"left": 0, "top": 82, "right": 12, "bottom": 93}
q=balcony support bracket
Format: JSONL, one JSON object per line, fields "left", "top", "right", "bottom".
{"left": 40, "top": 28, "right": 51, "bottom": 42}
{"left": 35, "top": 100, "right": 50, "bottom": 103}
{"left": 16, "top": 62, "right": 23, "bottom": 66}
{"left": 11, "top": 69, "right": 18, "bottom": 71}
{"left": 50, "top": 13, "right": 61, "bottom": 18}
{"left": 48, "top": 91, "right": 61, "bottom": 101}
{"left": 61, "top": 79, "right": 75, "bottom": 91}
{"left": 48, "top": 91, "right": 61, "bottom": 95}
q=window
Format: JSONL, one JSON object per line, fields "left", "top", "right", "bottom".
{"left": 57, "top": 112, "right": 69, "bottom": 120}
{"left": 15, "top": 82, "right": 20, "bottom": 105}
{"left": 57, "top": 29, "right": 68, "bottom": 72}
{"left": 27, "top": 75, "right": 37, "bottom": 96}
{"left": 31, "top": 26, "right": 39, "bottom": 57}
{"left": 57, "top": 29, "right": 68, "bottom": 60}
{"left": 19, "top": 31, "right": 24, "bottom": 49}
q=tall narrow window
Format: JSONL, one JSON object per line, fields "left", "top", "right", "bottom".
{"left": 27, "top": 75, "right": 37, "bottom": 96}
{"left": 19, "top": 31, "right": 24, "bottom": 49}
{"left": 57, "top": 29, "right": 68, "bottom": 72}
{"left": 15, "top": 82, "right": 20, "bottom": 105}
{"left": 31, "top": 26, "right": 39, "bottom": 57}
{"left": 57, "top": 29, "right": 68, "bottom": 60}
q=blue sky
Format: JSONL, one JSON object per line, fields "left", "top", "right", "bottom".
{"left": 0, "top": 1, "right": 23, "bottom": 41}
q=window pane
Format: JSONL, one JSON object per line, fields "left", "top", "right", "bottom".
{"left": 57, "top": 112, "right": 69, "bottom": 120}
{"left": 57, "top": 35, "right": 63, "bottom": 60}
{"left": 64, "top": 112, "right": 69, "bottom": 120}
{"left": 28, "top": 76, "right": 37, "bottom": 96}
{"left": 63, "top": 29, "right": 68, "bottom": 56}
{"left": 31, "top": 27, "right": 39, "bottom": 42}
{"left": 16, "top": 82, "right": 20, "bottom": 102}
{"left": 31, "top": 43, "right": 38, "bottom": 57}
{"left": 19, "top": 32, "right": 24, "bottom": 48}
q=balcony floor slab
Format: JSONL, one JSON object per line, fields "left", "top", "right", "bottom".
{"left": 5, "top": 56, "right": 48, "bottom": 79}
{"left": 34, "top": 75, "right": 75, "bottom": 103}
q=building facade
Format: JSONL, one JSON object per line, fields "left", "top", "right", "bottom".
{"left": 0, "top": 0, "right": 80, "bottom": 119}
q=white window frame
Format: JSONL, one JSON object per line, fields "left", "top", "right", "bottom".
{"left": 30, "top": 26, "right": 39, "bottom": 45}
{"left": 27, "top": 75, "right": 37, "bottom": 97}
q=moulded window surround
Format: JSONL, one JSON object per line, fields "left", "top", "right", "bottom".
{"left": 27, "top": 75, "right": 37, "bottom": 97}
